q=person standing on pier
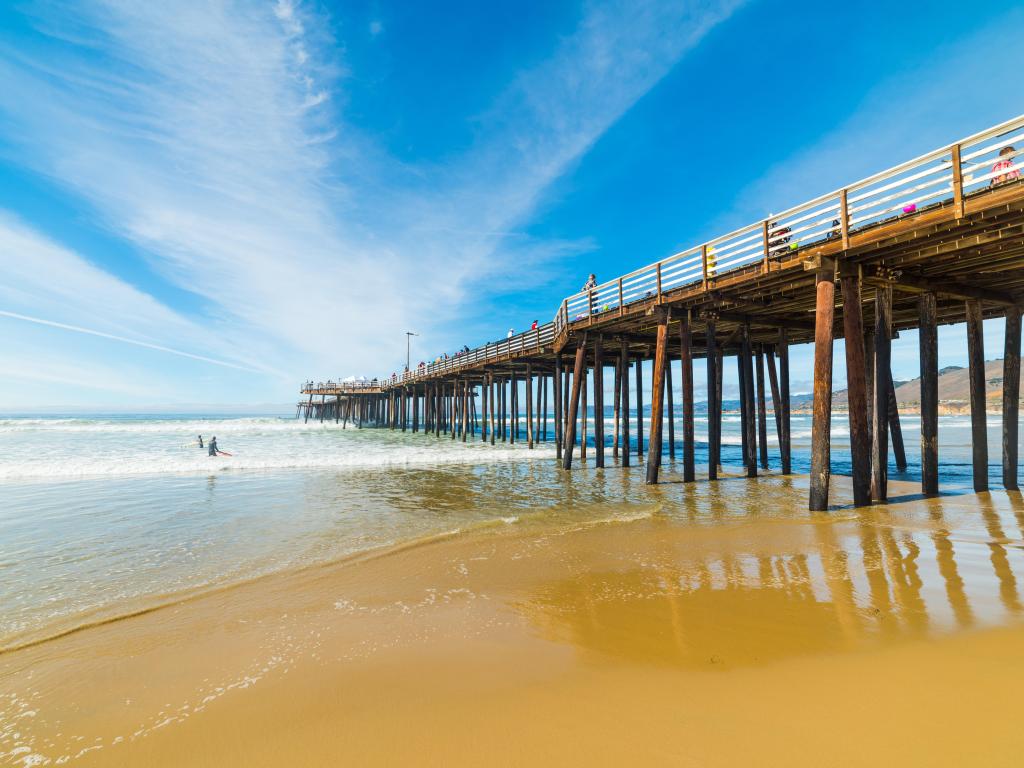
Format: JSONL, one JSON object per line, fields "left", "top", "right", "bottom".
{"left": 507, "top": 328, "right": 514, "bottom": 339}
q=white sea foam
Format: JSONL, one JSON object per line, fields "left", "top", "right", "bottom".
{"left": 0, "top": 416, "right": 555, "bottom": 480}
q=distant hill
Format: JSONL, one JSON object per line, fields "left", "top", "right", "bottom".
{"left": 820, "top": 359, "right": 1015, "bottom": 413}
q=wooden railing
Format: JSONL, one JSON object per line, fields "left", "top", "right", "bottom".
{"left": 306, "top": 114, "right": 1024, "bottom": 393}
{"left": 552, "top": 113, "right": 1024, "bottom": 334}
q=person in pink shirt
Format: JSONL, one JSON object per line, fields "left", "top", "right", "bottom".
{"left": 991, "top": 145, "right": 1020, "bottom": 186}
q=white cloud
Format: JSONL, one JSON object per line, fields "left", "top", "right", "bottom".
{"left": 0, "top": 0, "right": 743, "bottom": 404}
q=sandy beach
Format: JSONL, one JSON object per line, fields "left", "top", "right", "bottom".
{"left": 4, "top": 472, "right": 1024, "bottom": 766}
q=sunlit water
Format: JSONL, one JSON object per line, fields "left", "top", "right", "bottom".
{"left": 0, "top": 411, "right": 1018, "bottom": 648}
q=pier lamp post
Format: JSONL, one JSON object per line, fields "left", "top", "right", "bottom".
{"left": 406, "top": 331, "right": 418, "bottom": 371}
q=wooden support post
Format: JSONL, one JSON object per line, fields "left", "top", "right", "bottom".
{"left": 666, "top": 350, "right": 675, "bottom": 459}
{"left": 613, "top": 353, "right": 621, "bottom": 459}
{"left": 562, "top": 336, "right": 588, "bottom": 470}
{"left": 489, "top": 375, "right": 496, "bottom": 445}
{"left": 554, "top": 359, "right": 563, "bottom": 460}
{"left": 778, "top": 328, "right": 791, "bottom": 474}
{"left": 526, "top": 365, "right": 534, "bottom": 449}
{"left": 842, "top": 273, "right": 871, "bottom": 507}
{"left": 706, "top": 320, "right": 719, "bottom": 480}
{"left": 1003, "top": 307, "right": 1021, "bottom": 490}
{"left": 563, "top": 364, "right": 571, "bottom": 438}
{"left": 887, "top": 376, "right": 907, "bottom": 472}
{"left": 766, "top": 349, "right": 781, "bottom": 456}
{"left": 621, "top": 342, "right": 631, "bottom": 468}
{"left": 918, "top": 292, "right": 939, "bottom": 496}
{"left": 412, "top": 390, "right": 419, "bottom": 433}
{"left": 715, "top": 348, "right": 724, "bottom": 473}
{"left": 510, "top": 371, "right": 517, "bottom": 444}
{"left": 500, "top": 379, "right": 507, "bottom": 442}
{"left": 741, "top": 325, "right": 757, "bottom": 478}
{"left": 480, "top": 381, "right": 488, "bottom": 442}
{"left": 872, "top": 286, "right": 892, "bottom": 502}
{"left": 535, "top": 368, "right": 542, "bottom": 442}
{"left": 635, "top": 355, "right": 644, "bottom": 459}
{"left": 461, "top": 379, "right": 468, "bottom": 442}
{"left": 810, "top": 264, "right": 835, "bottom": 511}
{"left": 580, "top": 364, "right": 588, "bottom": 460}
{"left": 680, "top": 313, "right": 696, "bottom": 482}
{"left": 738, "top": 343, "right": 749, "bottom": 467}
{"left": 966, "top": 299, "right": 989, "bottom": 493}
{"left": 755, "top": 345, "right": 768, "bottom": 471}
{"left": 864, "top": 330, "right": 874, "bottom": 450}
{"left": 594, "top": 336, "right": 605, "bottom": 468}
{"left": 542, "top": 375, "right": 548, "bottom": 442}
{"left": 646, "top": 310, "right": 669, "bottom": 484}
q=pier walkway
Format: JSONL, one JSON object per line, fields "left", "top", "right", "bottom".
{"left": 302, "top": 114, "right": 1024, "bottom": 510}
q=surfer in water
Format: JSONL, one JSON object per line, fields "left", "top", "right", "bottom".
{"left": 208, "top": 437, "right": 232, "bottom": 457}
{"left": 197, "top": 435, "right": 204, "bottom": 448}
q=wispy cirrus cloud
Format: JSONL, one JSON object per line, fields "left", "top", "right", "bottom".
{"left": 0, "top": 0, "right": 742, "bottom": 404}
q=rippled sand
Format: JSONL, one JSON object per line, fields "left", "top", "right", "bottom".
{"left": 4, "top": 475, "right": 1024, "bottom": 766}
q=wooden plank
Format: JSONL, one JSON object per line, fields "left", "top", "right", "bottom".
{"left": 680, "top": 312, "right": 696, "bottom": 483}
{"left": 562, "top": 336, "right": 588, "bottom": 470}
{"left": 809, "top": 267, "right": 835, "bottom": 511}
{"left": 594, "top": 336, "right": 605, "bottom": 468}
{"left": 841, "top": 273, "right": 871, "bottom": 506}
{"left": 646, "top": 311, "right": 669, "bottom": 484}
{"left": 1003, "top": 307, "right": 1022, "bottom": 490}
{"left": 918, "top": 292, "right": 939, "bottom": 495}
{"left": 966, "top": 299, "right": 989, "bottom": 493}
{"left": 872, "top": 287, "right": 892, "bottom": 501}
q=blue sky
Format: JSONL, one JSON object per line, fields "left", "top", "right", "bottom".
{"left": 1, "top": 0, "right": 1022, "bottom": 409}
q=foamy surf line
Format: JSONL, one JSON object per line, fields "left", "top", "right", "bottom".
{"left": 0, "top": 446, "right": 557, "bottom": 480}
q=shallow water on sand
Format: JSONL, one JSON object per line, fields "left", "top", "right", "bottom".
{"left": 0, "top": 412, "right": 1018, "bottom": 651}
{"left": 2, "top": 473, "right": 1024, "bottom": 766}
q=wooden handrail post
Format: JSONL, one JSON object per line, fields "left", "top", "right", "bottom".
{"left": 588, "top": 289, "right": 595, "bottom": 325}
{"left": 701, "top": 244, "right": 709, "bottom": 289}
{"left": 656, "top": 262, "right": 663, "bottom": 300}
{"left": 951, "top": 143, "right": 964, "bottom": 219}
{"left": 762, "top": 220, "right": 770, "bottom": 273}
{"left": 617, "top": 278, "right": 624, "bottom": 316}
{"left": 840, "top": 189, "right": 850, "bottom": 249}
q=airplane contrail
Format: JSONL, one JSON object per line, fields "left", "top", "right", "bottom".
{"left": 0, "top": 309, "right": 260, "bottom": 373}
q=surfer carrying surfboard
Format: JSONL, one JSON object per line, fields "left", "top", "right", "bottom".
{"left": 208, "top": 436, "right": 231, "bottom": 457}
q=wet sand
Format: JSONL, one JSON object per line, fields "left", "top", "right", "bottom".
{"left": 4, "top": 474, "right": 1024, "bottom": 766}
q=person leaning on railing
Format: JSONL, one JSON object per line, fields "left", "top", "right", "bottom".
{"left": 991, "top": 146, "right": 1021, "bottom": 186}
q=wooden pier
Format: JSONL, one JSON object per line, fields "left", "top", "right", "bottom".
{"left": 302, "top": 115, "right": 1024, "bottom": 510}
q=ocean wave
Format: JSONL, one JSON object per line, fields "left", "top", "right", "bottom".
{"left": 0, "top": 444, "right": 556, "bottom": 480}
